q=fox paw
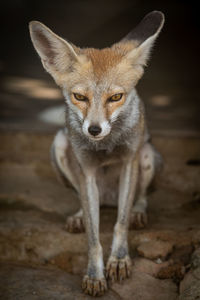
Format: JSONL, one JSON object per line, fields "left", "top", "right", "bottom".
{"left": 82, "top": 275, "right": 107, "bottom": 296}
{"left": 129, "top": 211, "right": 148, "bottom": 229}
{"left": 106, "top": 256, "right": 132, "bottom": 283}
{"left": 65, "top": 215, "right": 85, "bottom": 233}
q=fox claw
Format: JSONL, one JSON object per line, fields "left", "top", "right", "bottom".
{"left": 65, "top": 216, "right": 85, "bottom": 233}
{"left": 82, "top": 275, "right": 107, "bottom": 296}
{"left": 106, "top": 256, "right": 132, "bottom": 283}
{"left": 129, "top": 211, "right": 148, "bottom": 229}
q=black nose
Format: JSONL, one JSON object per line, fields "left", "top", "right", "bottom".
{"left": 88, "top": 125, "right": 102, "bottom": 136}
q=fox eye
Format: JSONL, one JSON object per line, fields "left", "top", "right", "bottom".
{"left": 73, "top": 93, "right": 88, "bottom": 101}
{"left": 108, "top": 93, "right": 123, "bottom": 102}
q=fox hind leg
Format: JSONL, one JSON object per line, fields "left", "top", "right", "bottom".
{"left": 130, "top": 143, "right": 156, "bottom": 229}
{"left": 65, "top": 208, "right": 84, "bottom": 233}
{"left": 51, "top": 129, "right": 85, "bottom": 233}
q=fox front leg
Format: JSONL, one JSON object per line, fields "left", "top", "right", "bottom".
{"left": 106, "top": 155, "right": 139, "bottom": 282}
{"left": 80, "top": 171, "right": 107, "bottom": 296}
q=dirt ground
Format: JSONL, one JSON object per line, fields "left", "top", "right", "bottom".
{"left": 0, "top": 132, "right": 200, "bottom": 299}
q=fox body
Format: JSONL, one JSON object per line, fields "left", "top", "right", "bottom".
{"left": 29, "top": 11, "right": 164, "bottom": 296}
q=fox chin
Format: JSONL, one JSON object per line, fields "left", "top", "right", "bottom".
{"left": 29, "top": 11, "right": 165, "bottom": 297}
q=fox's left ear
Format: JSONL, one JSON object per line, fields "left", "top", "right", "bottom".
{"left": 118, "top": 11, "right": 165, "bottom": 67}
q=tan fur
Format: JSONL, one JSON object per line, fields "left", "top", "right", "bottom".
{"left": 71, "top": 93, "right": 89, "bottom": 118}
{"left": 57, "top": 44, "right": 143, "bottom": 88}
{"left": 71, "top": 88, "right": 126, "bottom": 120}
{"left": 83, "top": 45, "right": 144, "bottom": 88}
{"left": 106, "top": 94, "right": 126, "bottom": 118}
{"left": 84, "top": 48, "right": 124, "bottom": 80}
{"left": 62, "top": 45, "right": 144, "bottom": 119}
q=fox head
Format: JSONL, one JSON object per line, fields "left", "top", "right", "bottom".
{"left": 29, "top": 11, "right": 164, "bottom": 141}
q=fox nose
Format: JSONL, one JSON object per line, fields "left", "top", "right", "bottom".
{"left": 88, "top": 125, "right": 102, "bottom": 136}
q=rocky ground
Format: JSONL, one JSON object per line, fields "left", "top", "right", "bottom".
{"left": 0, "top": 132, "right": 200, "bottom": 299}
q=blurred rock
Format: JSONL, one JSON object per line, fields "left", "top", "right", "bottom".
{"left": 191, "top": 247, "right": 200, "bottom": 269}
{"left": 0, "top": 133, "right": 200, "bottom": 299}
{"left": 179, "top": 247, "right": 200, "bottom": 300}
{"left": 133, "top": 257, "right": 171, "bottom": 277}
{"left": 137, "top": 240, "right": 174, "bottom": 260}
{"left": 112, "top": 271, "right": 177, "bottom": 300}
{"left": 0, "top": 263, "right": 117, "bottom": 300}
{"left": 48, "top": 251, "right": 87, "bottom": 276}
{"left": 179, "top": 268, "right": 200, "bottom": 300}
{"left": 156, "top": 245, "right": 193, "bottom": 281}
{"left": 157, "top": 263, "right": 185, "bottom": 281}
{"left": 170, "top": 245, "right": 193, "bottom": 265}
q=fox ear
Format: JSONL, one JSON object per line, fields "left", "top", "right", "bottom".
{"left": 120, "top": 11, "right": 165, "bottom": 66}
{"left": 29, "top": 21, "right": 80, "bottom": 79}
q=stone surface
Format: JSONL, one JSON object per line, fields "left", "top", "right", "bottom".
{"left": 112, "top": 271, "right": 178, "bottom": 300}
{"left": 191, "top": 247, "right": 200, "bottom": 269}
{"left": 157, "top": 263, "right": 185, "bottom": 281}
{"left": 0, "top": 263, "right": 118, "bottom": 300}
{"left": 179, "top": 268, "right": 200, "bottom": 300}
{"left": 156, "top": 245, "right": 194, "bottom": 281}
{"left": 170, "top": 245, "right": 193, "bottom": 265}
{"left": 0, "top": 133, "right": 200, "bottom": 298}
{"left": 133, "top": 257, "right": 171, "bottom": 277}
{"left": 137, "top": 240, "right": 174, "bottom": 260}
{"left": 179, "top": 247, "right": 200, "bottom": 300}
{"left": 49, "top": 252, "right": 87, "bottom": 276}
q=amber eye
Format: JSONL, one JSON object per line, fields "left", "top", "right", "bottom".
{"left": 108, "top": 93, "right": 123, "bottom": 102}
{"left": 73, "top": 93, "right": 88, "bottom": 101}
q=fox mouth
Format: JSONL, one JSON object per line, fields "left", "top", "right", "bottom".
{"left": 88, "top": 135, "right": 106, "bottom": 141}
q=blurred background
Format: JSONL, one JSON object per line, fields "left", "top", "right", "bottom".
{"left": 0, "top": 0, "right": 199, "bottom": 136}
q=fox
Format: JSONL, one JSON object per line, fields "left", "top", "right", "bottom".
{"left": 29, "top": 11, "right": 165, "bottom": 297}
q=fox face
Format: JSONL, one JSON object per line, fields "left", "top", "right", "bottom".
{"left": 29, "top": 12, "right": 164, "bottom": 141}
{"left": 62, "top": 46, "right": 142, "bottom": 141}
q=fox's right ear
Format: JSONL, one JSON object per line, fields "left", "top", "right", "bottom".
{"left": 29, "top": 21, "right": 80, "bottom": 81}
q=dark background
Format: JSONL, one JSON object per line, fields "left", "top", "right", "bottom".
{"left": 0, "top": 0, "right": 199, "bottom": 135}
